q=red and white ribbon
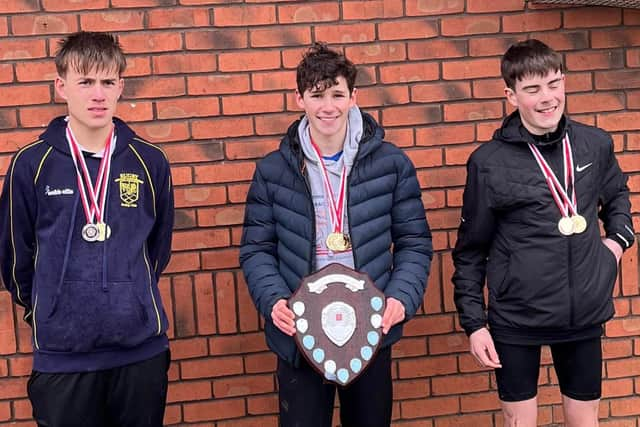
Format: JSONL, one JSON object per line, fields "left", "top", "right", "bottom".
{"left": 309, "top": 138, "right": 347, "bottom": 236}
{"left": 66, "top": 125, "right": 115, "bottom": 226}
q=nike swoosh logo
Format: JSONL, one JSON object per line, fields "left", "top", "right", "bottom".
{"left": 576, "top": 162, "right": 593, "bottom": 172}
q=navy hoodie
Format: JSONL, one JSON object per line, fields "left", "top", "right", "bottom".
{"left": 0, "top": 116, "right": 174, "bottom": 373}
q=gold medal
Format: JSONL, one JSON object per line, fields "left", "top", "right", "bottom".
{"left": 96, "top": 222, "right": 111, "bottom": 241}
{"left": 326, "top": 232, "right": 350, "bottom": 252}
{"left": 558, "top": 216, "right": 574, "bottom": 236}
{"left": 571, "top": 215, "right": 587, "bottom": 234}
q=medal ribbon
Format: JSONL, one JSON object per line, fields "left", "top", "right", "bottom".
{"left": 66, "top": 125, "right": 115, "bottom": 225}
{"left": 309, "top": 137, "right": 348, "bottom": 236}
{"left": 528, "top": 135, "right": 578, "bottom": 219}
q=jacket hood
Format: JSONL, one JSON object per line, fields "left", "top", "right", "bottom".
{"left": 279, "top": 110, "right": 385, "bottom": 170}
{"left": 493, "top": 110, "right": 568, "bottom": 147}
{"left": 40, "top": 116, "right": 137, "bottom": 156}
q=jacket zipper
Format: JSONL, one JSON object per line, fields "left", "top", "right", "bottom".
{"left": 300, "top": 160, "right": 315, "bottom": 275}
{"left": 568, "top": 237, "right": 575, "bottom": 327}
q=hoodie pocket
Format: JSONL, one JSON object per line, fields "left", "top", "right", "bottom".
{"left": 36, "top": 281, "right": 153, "bottom": 353}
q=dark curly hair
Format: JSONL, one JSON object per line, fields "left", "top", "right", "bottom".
{"left": 296, "top": 42, "right": 357, "bottom": 95}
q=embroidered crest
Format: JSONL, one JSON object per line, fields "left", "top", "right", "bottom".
{"left": 115, "top": 173, "right": 144, "bottom": 208}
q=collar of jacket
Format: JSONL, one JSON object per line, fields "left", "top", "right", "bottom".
{"left": 493, "top": 110, "right": 569, "bottom": 147}
{"left": 39, "top": 116, "right": 136, "bottom": 157}
{"left": 279, "top": 110, "right": 385, "bottom": 171}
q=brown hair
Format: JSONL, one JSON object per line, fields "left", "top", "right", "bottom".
{"left": 501, "top": 39, "right": 563, "bottom": 90}
{"left": 55, "top": 31, "right": 126, "bottom": 78}
{"left": 296, "top": 42, "right": 357, "bottom": 95}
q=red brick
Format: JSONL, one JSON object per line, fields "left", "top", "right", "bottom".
{"left": 502, "top": 11, "right": 561, "bottom": 32}
{"left": 165, "top": 143, "right": 224, "bottom": 165}
{"left": 621, "top": 243, "right": 638, "bottom": 297}
{"left": 188, "top": 74, "right": 250, "bottom": 96}
{"left": 406, "top": 148, "right": 442, "bottom": 168}
{"left": 213, "top": 4, "right": 275, "bottom": 26}
{"left": 434, "top": 414, "right": 495, "bottom": 427}
{"left": 592, "top": 28, "right": 640, "bottom": 49}
{"left": 469, "top": 36, "right": 521, "bottom": 57}
{"left": 314, "top": 23, "right": 376, "bottom": 44}
{"left": 382, "top": 105, "right": 441, "bottom": 127}
{"left": 185, "top": 29, "right": 248, "bottom": 50}
{"left": 202, "top": 248, "right": 240, "bottom": 270}
{"left": 148, "top": 8, "right": 210, "bottom": 28}
{"left": 153, "top": 53, "right": 216, "bottom": 75}
{"left": 412, "top": 82, "right": 471, "bottom": 103}
{"left": 0, "top": 111, "right": 17, "bottom": 131}
{"left": 379, "top": 18, "right": 438, "bottom": 41}
{"left": 255, "top": 113, "right": 301, "bottom": 136}
{"left": 132, "top": 121, "right": 189, "bottom": 143}
{"left": 156, "top": 97, "right": 219, "bottom": 120}
{"left": 42, "top": 0, "right": 106, "bottom": 10}
{"left": 342, "top": 0, "right": 402, "bottom": 19}
{"left": 432, "top": 372, "right": 490, "bottom": 396}
{"left": 0, "top": 0, "right": 39, "bottom": 13}
{"left": 192, "top": 117, "right": 253, "bottom": 140}
{"left": 532, "top": 30, "right": 590, "bottom": 51}
{"left": 222, "top": 93, "right": 284, "bottom": 115}
{"left": 0, "top": 85, "right": 50, "bottom": 107}
{"left": 12, "top": 14, "right": 77, "bottom": 35}
{"left": 218, "top": 50, "right": 280, "bottom": 72}
{"left": 393, "top": 378, "right": 429, "bottom": 399}
{"left": 250, "top": 27, "right": 310, "bottom": 47}
{"left": 183, "top": 398, "right": 245, "bottom": 422}
{"left": 567, "top": 92, "right": 624, "bottom": 114}
{"left": 118, "top": 32, "right": 182, "bottom": 54}
{"left": 444, "top": 101, "right": 503, "bottom": 122}
{"left": 213, "top": 374, "right": 274, "bottom": 398}
{"left": 564, "top": 7, "right": 621, "bottom": 28}
{"left": 566, "top": 50, "right": 624, "bottom": 71}
{"left": 406, "top": 0, "right": 464, "bottom": 16}
{"left": 165, "top": 252, "right": 200, "bottom": 274}
{"left": 418, "top": 167, "right": 467, "bottom": 189}
{"left": 345, "top": 42, "right": 406, "bottom": 64}
{"left": 0, "top": 39, "right": 46, "bottom": 60}
{"left": 123, "top": 76, "right": 185, "bottom": 99}
{"left": 416, "top": 124, "right": 476, "bottom": 147}
{"left": 408, "top": 39, "right": 467, "bottom": 60}
{"left": 173, "top": 229, "right": 230, "bottom": 251}
{"left": 213, "top": 272, "right": 238, "bottom": 334}
{"left": 121, "top": 56, "right": 151, "bottom": 78}
{"left": 441, "top": 16, "right": 500, "bottom": 36}
{"left": 467, "top": 0, "right": 523, "bottom": 12}
{"left": 598, "top": 112, "right": 640, "bottom": 132}
{"left": 167, "top": 380, "right": 212, "bottom": 403}
{"left": 80, "top": 10, "right": 144, "bottom": 31}
{"left": 379, "top": 62, "right": 439, "bottom": 84}
{"left": 401, "top": 396, "right": 460, "bottom": 418}
{"left": 278, "top": 2, "right": 339, "bottom": 23}
{"left": 443, "top": 58, "right": 501, "bottom": 80}
{"left": 610, "top": 396, "right": 640, "bottom": 417}
{"left": 357, "top": 86, "right": 409, "bottom": 108}
{"left": 0, "top": 64, "right": 14, "bottom": 84}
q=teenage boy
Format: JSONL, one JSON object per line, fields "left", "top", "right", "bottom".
{"left": 453, "top": 39, "right": 635, "bottom": 427}
{"left": 0, "top": 31, "right": 174, "bottom": 426}
{"left": 240, "top": 43, "right": 432, "bottom": 427}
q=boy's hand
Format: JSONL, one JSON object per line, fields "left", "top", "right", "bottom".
{"left": 271, "top": 299, "right": 296, "bottom": 336}
{"left": 602, "top": 237, "right": 623, "bottom": 264}
{"left": 381, "top": 297, "right": 405, "bottom": 334}
{"left": 469, "top": 327, "right": 502, "bottom": 369}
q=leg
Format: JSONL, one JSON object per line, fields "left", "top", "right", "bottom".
{"left": 493, "top": 341, "right": 541, "bottom": 427}
{"left": 28, "top": 370, "right": 108, "bottom": 427}
{"left": 277, "top": 356, "right": 335, "bottom": 427}
{"left": 337, "top": 346, "right": 392, "bottom": 427}
{"left": 106, "top": 350, "right": 170, "bottom": 427}
{"left": 551, "top": 338, "right": 602, "bottom": 427}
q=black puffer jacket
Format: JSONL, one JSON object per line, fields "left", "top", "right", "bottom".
{"left": 240, "top": 112, "right": 432, "bottom": 364}
{"left": 453, "top": 112, "right": 635, "bottom": 340}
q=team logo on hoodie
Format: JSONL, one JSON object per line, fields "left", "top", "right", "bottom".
{"left": 115, "top": 173, "right": 144, "bottom": 208}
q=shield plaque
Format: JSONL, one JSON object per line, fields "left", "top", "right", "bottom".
{"left": 289, "top": 263, "right": 386, "bottom": 386}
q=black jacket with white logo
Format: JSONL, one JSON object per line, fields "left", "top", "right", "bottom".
{"left": 453, "top": 111, "right": 635, "bottom": 342}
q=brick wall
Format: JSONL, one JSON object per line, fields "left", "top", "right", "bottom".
{"left": 0, "top": 0, "right": 638, "bottom": 426}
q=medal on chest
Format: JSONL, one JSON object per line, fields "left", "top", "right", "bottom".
{"left": 309, "top": 138, "right": 351, "bottom": 253}
{"left": 66, "top": 124, "right": 116, "bottom": 243}
{"left": 528, "top": 135, "right": 587, "bottom": 236}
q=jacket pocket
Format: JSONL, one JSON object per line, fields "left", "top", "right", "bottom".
{"left": 36, "top": 281, "right": 153, "bottom": 353}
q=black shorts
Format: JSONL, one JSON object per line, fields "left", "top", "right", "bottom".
{"left": 494, "top": 338, "right": 602, "bottom": 402}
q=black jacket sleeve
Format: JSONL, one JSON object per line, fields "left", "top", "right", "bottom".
{"left": 0, "top": 150, "right": 36, "bottom": 325}
{"left": 598, "top": 135, "right": 635, "bottom": 251}
{"left": 239, "top": 164, "right": 292, "bottom": 320}
{"left": 452, "top": 153, "right": 496, "bottom": 336}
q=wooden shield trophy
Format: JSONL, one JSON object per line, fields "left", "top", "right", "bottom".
{"left": 289, "top": 263, "right": 386, "bottom": 386}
